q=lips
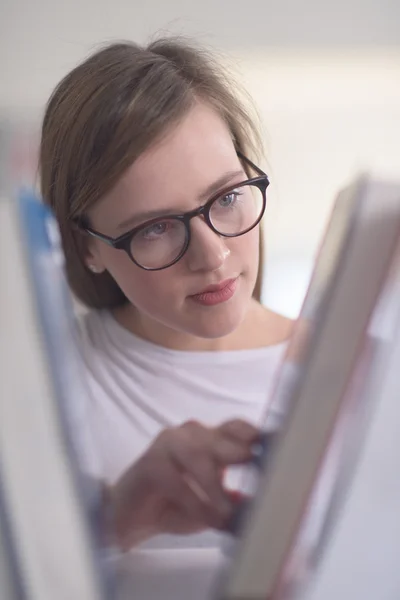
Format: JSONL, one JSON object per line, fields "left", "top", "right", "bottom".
{"left": 193, "top": 278, "right": 237, "bottom": 296}
{"left": 188, "top": 277, "right": 238, "bottom": 306}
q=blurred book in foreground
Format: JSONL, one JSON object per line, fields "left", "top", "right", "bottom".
{"left": 0, "top": 189, "right": 113, "bottom": 600}
{"left": 218, "top": 174, "right": 400, "bottom": 600}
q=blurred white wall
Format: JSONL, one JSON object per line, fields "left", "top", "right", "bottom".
{"left": 238, "top": 49, "right": 400, "bottom": 315}
{"left": 1, "top": 0, "right": 399, "bottom": 316}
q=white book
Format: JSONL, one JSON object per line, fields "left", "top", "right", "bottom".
{"left": 218, "top": 174, "right": 400, "bottom": 600}
{"left": 0, "top": 190, "right": 111, "bottom": 600}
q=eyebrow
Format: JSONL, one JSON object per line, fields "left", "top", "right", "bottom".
{"left": 116, "top": 168, "right": 245, "bottom": 231}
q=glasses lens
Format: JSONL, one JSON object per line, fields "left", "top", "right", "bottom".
{"left": 209, "top": 184, "right": 264, "bottom": 236}
{"left": 130, "top": 218, "right": 187, "bottom": 269}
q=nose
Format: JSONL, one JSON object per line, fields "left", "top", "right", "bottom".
{"left": 185, "top": 218, "right": 231, "bottom": 273}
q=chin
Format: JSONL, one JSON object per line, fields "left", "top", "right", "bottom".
{"left": 185, "top": 300, "right": 247, "bottom": 339}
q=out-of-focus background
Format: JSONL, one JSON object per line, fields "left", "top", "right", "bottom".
{"left": 1, "top": 0, "right": 399, "bottom": 316}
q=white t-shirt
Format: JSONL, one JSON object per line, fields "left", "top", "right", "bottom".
{"left": 76, "top": 309, "right": 287, "bottom": 548}
{"left": 77, "top": 310, "right": 287, "bottom": 479}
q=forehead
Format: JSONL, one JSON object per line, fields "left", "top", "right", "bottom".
{"left": 92, "top": 102, "right": 242, "bottom": 225}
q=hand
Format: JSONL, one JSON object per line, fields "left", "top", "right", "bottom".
{"left": 108, "top": 419, "right": 259, "bottom": 550}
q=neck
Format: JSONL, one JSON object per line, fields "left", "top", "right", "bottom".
{"left": 112, "top": 300, "right": 292, "bottom": 352}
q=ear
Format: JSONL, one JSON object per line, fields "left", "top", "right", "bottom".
{"left": 83, "top": 241, "right": 106, "bottom": 275}
{"left": 86, "top": 263, "right": 104, "bottom": 274}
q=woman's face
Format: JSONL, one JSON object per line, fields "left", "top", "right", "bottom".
{"left": 86, "top": 102, "right": 261, "bottom": 340}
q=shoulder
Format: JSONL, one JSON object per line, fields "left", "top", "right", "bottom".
{"left": 75, "top": 305, "right": 98, "bottom": 339}
{"left": 74, "top": 306, "right": 109, "bottom": 354}
{"left": 74, "top": 307, "right": 146, "bottom": 360}
{"left": 73, "top": 308, "right": 126, "bottom": 382}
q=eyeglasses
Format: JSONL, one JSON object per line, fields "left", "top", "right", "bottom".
{"left": 77, "top": 153, "right": 269, "bottom": 271}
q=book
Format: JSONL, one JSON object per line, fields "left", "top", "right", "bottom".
{"left": 217, "top": 174, "right": 400, "bottom": 600}
{"left": 0, "top": 189, "right": 112, "bottom": 599}
{"left": 0, "top": 484, "right": 24, "bottom": 600}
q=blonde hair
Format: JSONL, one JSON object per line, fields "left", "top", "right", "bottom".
{"left": 40, "top": 37, "right": 264, "bottom": 308}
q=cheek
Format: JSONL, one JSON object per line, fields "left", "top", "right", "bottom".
{"left": 99, "top": 246, "right": 177, "bottom": 307}
{"left": 229, "top": 228, "right": 260, "bottom": 271}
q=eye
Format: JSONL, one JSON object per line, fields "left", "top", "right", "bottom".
{"left": 217, "top": 189, "right": 243, "bottom": 208}
{"left": 139, "top": 220, "right": 171, "bottom": 240}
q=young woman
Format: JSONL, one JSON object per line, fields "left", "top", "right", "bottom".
{"left": 39, "top": 37, "right": 293, "bottom": 550}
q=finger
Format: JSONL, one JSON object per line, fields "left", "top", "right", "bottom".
{"left": 117, "top": 461, "right": 212, "bottom": 545}
{"left": 211, "top": 436, "right": 255, "bottom": 465}
{"left": 211, "top": 420, "right": 261, "bottom": 465}
{"left": 217, "top": 419, "right": 260, "bottom": 444}
{"left": 182, "top": 473, "right": 232, "bottom": 529}
{"left": 158, "top": 464, "right": 231, "bottom": 530}
{"left": 168, "top": 428, "right": 233, "bottom": 520}
{"left": 144, "top": 456, "right": 222, "bottom": 529}
{"left": 183, "top": 457, "right": 233, "bottom": 518}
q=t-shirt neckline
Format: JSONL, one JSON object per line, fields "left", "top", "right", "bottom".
{"left": 101, "top": 309, "right": 288, "bottom": 365}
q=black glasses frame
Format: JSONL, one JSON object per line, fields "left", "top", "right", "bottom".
{"left": 77, "top": 153, "right": 269, "bottom": 271}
